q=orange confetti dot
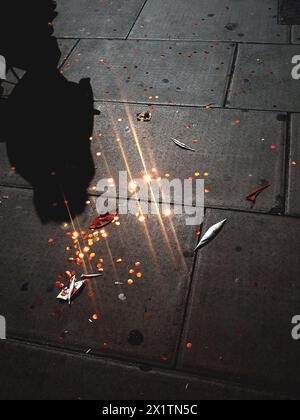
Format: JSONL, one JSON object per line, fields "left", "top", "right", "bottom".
{"left": 92, "top": 314, "right": 99, "bottom": 321}
{"left": 136, "top": 272, "right": 143, "bottom": 278}
{"left": 128, "top": 279, "right": 134, "bottom": 285}
{"left": 292, "top": 160, "right": 297, "bottom": 166}
{"left": 129, "top": 269, "right": 135, "bottom": 274}
{"left": 135, "top": 262, "right": 142, "bottom": 267}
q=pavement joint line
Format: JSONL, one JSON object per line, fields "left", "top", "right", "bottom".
{"left": 125, "top": 0, "right": 149, "bottom": 40}
{"left": 93, "top": 98, "right": 224, "bottom": 109}
{"left": 58, "top": 38, "right": 81, "bottom": 70}
{"left": 283, "top": 113, "right": 292, "bottom": 215}
{"left": 1, "top": 183, "right": 300, "bottom": 219}
{"left": 93, "top": 98, "right": 296, "bottom": 114}
{"left": 277, "top": 0, "right": 280, "bottom": 25}
{"left": 1, "top": 336, "right": 287, "bottom": 400}
{"left": 223, "top": 43, "right": 239, "bottom": 108}
{"left": 173, "top": 214, "right": 207, "bottom": 369}
{"left": 289, "top": 25, "right": 293, "bottom": 44}
{"left": 57, "top": 37, "right": 296, "bottom": 46}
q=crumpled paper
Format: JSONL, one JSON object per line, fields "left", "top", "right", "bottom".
{"left": 89, "top": 212, "right": 117, "bottom": 230}
{"left": 194, "top": 219, "right": 227, "bottom": 252}
{"left": 137, "top": 111, "right": 152, "bottom": 122}
{"left": 246, "top": 184, "right": 270, "bottom": 205}
{"left": 57, "top": 275, "right": 85, "bottom": 304}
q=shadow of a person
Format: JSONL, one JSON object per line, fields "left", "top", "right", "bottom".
{"left": 4, "top": 69, "right": 96, "bottom": 223}
{"left": 0, "top": 1, "right": 59, "bottom": 71}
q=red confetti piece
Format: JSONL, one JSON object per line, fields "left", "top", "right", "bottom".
{"left": 246, "top": 184, "right": 271, "bottom": 205}
{"left": 89, "top": 212, "right": 117, "bottom": 230}
{"left": 186, "top": 342, "right": 193, "bottom": 349}
{"left": 101, "top": 342, "right": 109, "bottom": 349}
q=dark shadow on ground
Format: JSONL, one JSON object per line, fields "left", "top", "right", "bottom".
{"left": 0, "top": 1, "right": 59, "bottom": 71}
{"left": 0, "top": 1, "right": 96, "bottom": 223}
{"left": 3, "top": 70, "right": 96, "bottom": 223}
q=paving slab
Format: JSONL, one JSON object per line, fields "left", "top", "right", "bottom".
{"left": 54, "top": 0, "right": 146, "bottom": 39}
{"left": 178, "top": 209, "right": 300, "bottom": 397}
{"left": 61, "top": 39, "right": 235, "bottom": 106}
{"left": 0, "top": 341, "right": 275, "bottom": 400}
{"left": 87, "top": 104, "right": 285, "bottom": 213}
{"left": 292, "top": 26, "right": 300, "bottom": 43}
{"left": 129, "top": 0, "right": 288, "bottom": 44}
{"left": 227, "top": 44, "right": 300, "bottom": 112}
{"left": 286, "top": 114, "right": 300, "bottom": 216}
{"left": 0, "top": 186, "right": 198, "bottom": 366}
{"left": 0, "top": 104, "right": 286, "bottom": 213}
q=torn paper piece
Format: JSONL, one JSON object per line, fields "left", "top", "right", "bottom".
{"left": 194, "top": 219, "right": 227, "bottom": 252}
{"left": 246, "top": 184, "right": 270, "bottom": 205}
{"left": 57, "top": 276, "right": 85, "bottom": 304}
{"left": 171, "top": 138, "right": 196, "bottom": 152}
{"left": 89, "top": 212, "right": 117, "bottom": 230}
{"left": 0, "top": 55, "right": 6, "bottom": 80}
